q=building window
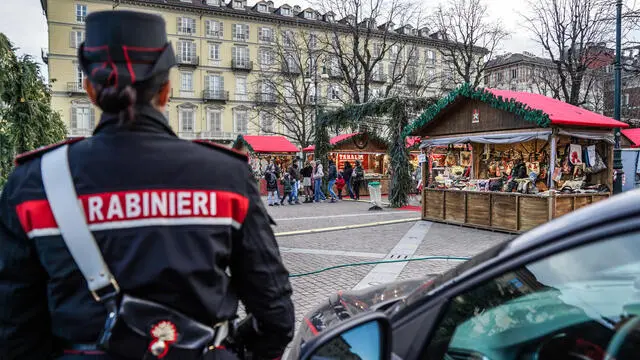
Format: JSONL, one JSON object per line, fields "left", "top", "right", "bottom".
{"left": 260, "top": 48, "right": 274, "bottom": 67}
{"left": 284, "top": 83, "right": 294, "bottom": 100}
{"left": 329, "top": 85, "right": 340, "bottom": 101}
{"left": 309, "top": 33, "right": 318, "bottom": 49}
{"left": 235, "top": 76, "right": 247, "bottom": 101}
{"left": 208, "top": 43, "right": 220, "bottom": 61}
{"left": 76, "top": 65, "right": 85, "bottom": 88}
{"left": 205, "top": 74, "right": 224, "bottom": 93}
{"left": 181, "top": 72, "right": 193, "bottom": 92}
{"left": 259, "top": 27, "right": 274, "bottom": 43}
{"left": 426, "top": 50, "right": 436, "bottom": 65}
{"left": 281, "top": 7, "right": 291, "bottom": 16}
{"left": 75, "top": 4, "right": 87, "bottom": 23}
{"left": 511, "top": 68, "right": 517, "bottom": 79}
{"left": 179, "top": 108, "right": 195, "bottom": 132}
{"left": 232, "top": 46, "right": 250, "bottom": 68}
{"left": 205, "top": 20, "right": 223, "bottom": 38}
{"left": 283, "top": 30, "right": 293, "bottom": 47}
{"left": 260, "top": 113, "right": 274, "bottom": 133}
{"left": 70, "top": 102, "right": 94, "bottom": 131}
{"left": 234, "top": 109, "right": 248, "bottom": 133}
{"left": 70, "top": 30, "right": 84, "bottom": 48}
{"left": 326, "top": 14, "right": 334, "bottom": 22}
{"left": 624, "top": 93, "right": 630, "bottom": 106}
{"left": 177, "top": 17, "right": 196, "bottom": 35}
{"left": 305, "top": 11, "right": 315, "bottom": 20}
{"left": 233, "top": 0, "right": 244, "bottom": 9}
{"left": 258, "top": 3, "right": 268, "bottom": 12}
{"left": 177, "top": 41, "right": 196, "bottom": 63}
{"left": 232, "top": 24, "right": 249, "bottom": 41}
{"left": 206, "top": 109, "right": 223, "bottom": 132}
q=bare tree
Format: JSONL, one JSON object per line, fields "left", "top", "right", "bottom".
{"left": 314, "top": 0, "right": 425, "bottom": 103}
{"left": 432, "top": 0, "right": 508, "bottom": 88}
{"left": 251, "top": 29, "right": 322, "bottom": 147}
{"left": 522, "top": 0, "right": 616, "bottom": 106}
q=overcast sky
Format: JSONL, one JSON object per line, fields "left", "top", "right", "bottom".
{"left": 0, "top": 0, "right": 543, "bottom": 74}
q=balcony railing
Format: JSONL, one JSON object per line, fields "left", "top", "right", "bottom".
{"left": 281, "top": 65, "right": 301, "bottom": 75}
{"left": 259, "top": 35, "right": 274, "bottom": 43}
{"left": 371, "top": 74, "right": 387, "bottom": 83}
{"left": 327, "top": 69, "right": 343, "bottom": 79}
{"left": 199, "top": 131, "right": 240, "bottom": 141}
{"left": 68, "top": 128, "right": 92, "bottom": 137}
{"left": 178, "top": 131, "right": 198, "bottom": 139}
{"left": 255, "top": 92, "right": 278, "bottom": 104}
{"left": 233, "top": 34, "right": 248, "bottom": 42}
{"left": 176, "top": 56, "right": 199, "bottom": 66}
{"left": 231, "top": 59, "right": 253, "bottom": 71}
{"left": 202, "top": 89, "right": 229, "bottom": 102}
{"left": 41, "top": 48, "right": 49, "bottom": 64}
{"left": 67, "top": 82, "right": 85, "bottom": 94}
{"left": 177, "top": 26, "right": 196, "bottom": 35}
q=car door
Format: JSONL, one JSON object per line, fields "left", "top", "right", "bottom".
{"left": 405, "top": 225, "right": 640, "bottom": 360}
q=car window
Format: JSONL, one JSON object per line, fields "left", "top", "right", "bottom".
{"left": 422, "top": 231, "right": 640, "bottom": 360}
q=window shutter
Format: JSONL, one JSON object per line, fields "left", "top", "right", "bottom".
{"left": 232, "top": 46, "right": 237, "bottom": 61}
{"left": 176, "top": 40, "right": 183, "bottom": 56}
{"left": 219, "top": 22, "right": 223, "bottom": 37}
{"left": 244, "top": 25, "right": 249, "bottom": 40}
{"left": 258, "top": 27, "right": 263, "bottom": 39}
{"left": 191, "top": 18, "right": 196, "bottom": 34}
{"left": 219, "top": 76, "right": 224, "bottom": 91}
{"left": 70, "top": 107, "right": 77, "bottom": 128}
{"left": 190, "top": 42, "right": 196, "bottom": 57}
{"left": 70, "top": 31, "right": 76, "bottom": 48}
{"left": 232, "top": 24, "right": 236, "bottom": 39}
{"left": 89, "top": 108, "right": 95, "bottom": 128}
{"left": 205, "top": 20, "right": 210, "bottom": 36}
{"left": 204, "top": 75, "right": 210, "bottom": 90}
{"left": 177, "top": 17, "right": 183, "bottom": 32}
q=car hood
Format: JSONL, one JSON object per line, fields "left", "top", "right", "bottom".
{"left": 288, "top": 278, "right": 428, "bottom": 359}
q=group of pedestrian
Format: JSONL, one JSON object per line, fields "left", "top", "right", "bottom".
{"left": 265, "top": 158, "right": 365, "bottom": 205}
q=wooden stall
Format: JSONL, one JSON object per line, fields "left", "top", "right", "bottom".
{"left": 233, "top": 135, "right": 300, "bottom": 196}
{"left": 408, "top": 87, "right": 629, "bottom": 233}
{"left": 304, "top": 133, "right": 391, "bottom": 195}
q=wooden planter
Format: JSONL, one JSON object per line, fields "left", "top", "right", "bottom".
{"left": 422, "top": 188, "right": 609, "bottom": 233}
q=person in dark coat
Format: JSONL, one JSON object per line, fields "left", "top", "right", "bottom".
{"left": 0, "top": 10, "right": 294, "bottom": 360}
{"left": 343, "top": 161, "right": 354, "bottom": 199}
{"left": 301, "top": 161, "right": 313, "bottom": 203}
{"left": 353, "top": 160, "right": 365, "bottom": 200}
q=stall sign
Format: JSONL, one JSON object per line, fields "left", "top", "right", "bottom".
{"left": 337, "top": 153, "right": 367, "bottom": 170}
{"left": 472, "top": 109, "right": 480, "bottom": 124}
{"left": 418, "top": 154, "right": 427, "bottom": 163}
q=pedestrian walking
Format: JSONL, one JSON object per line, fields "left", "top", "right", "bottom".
{"left": 301, "top": 161, "right": 313, "bottom": 203}
{"left": 288, "top": 162, "right": 301, "bottom": 204}
{"left": 266, "top": 167, "right": 279, "bottom": 206}
{"left": 312, "top": 160, "right": 325, "bottom": 202}
{"left": 353, "top": 160, "right": 365, "bottom": 200}
{"left": 327, "top": 160, "right": 338, "bottom": 203}
{"left": 280, "top": 173, "right": 294, "bottom": 205}
{"left": 343, "top": 161, "right": 354, "bottom": 199}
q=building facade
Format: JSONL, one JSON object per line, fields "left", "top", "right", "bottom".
{"left": 41, "top": 0, "right": 459, "bottom": 144}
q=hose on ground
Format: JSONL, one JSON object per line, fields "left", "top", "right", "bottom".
{"left": 288, "top": 255, "right": 470, "bottom": 278}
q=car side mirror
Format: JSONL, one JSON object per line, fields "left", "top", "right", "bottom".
{"left": 299, "top": 312, "right": 392, "bottom": 360}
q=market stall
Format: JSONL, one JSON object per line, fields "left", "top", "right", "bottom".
{"left": 405, "top": 85, "right": 629, "bottom": 233}
{"left": 621, "top": 128, "right": 640, "bottom": 191}
{"left": 304, "top": 133, "right": 391, "bottom": 195}
{"left": 233, "top": 135, "right": 300, "bottom": 195}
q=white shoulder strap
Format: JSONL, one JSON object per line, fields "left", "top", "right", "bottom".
{"left": 40, "top": 145, "right": 120, "bottom": 302}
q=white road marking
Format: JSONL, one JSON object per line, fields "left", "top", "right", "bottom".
{"left": 274, "top": 218, "right": 420, "bottom": 237}
{"left": 272, "top": 211, "right": 414, "bottom": 221}
{"left": 279, "top": 247, "right": 387, "bottom": 259}
{"left": 352, "top": 221, "right": 433, "bottom": 290}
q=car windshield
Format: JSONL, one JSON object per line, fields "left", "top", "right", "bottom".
{"left": 428, "top": 231, "right": 640, "bottom": 357}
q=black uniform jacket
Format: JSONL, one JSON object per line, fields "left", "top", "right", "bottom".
{"left": 0, "top": 105, "right": 294, "bottom": 359}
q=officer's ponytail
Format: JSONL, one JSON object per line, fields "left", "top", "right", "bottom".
{"left": 94, "top": 71, "right": 170, "bottom": 126}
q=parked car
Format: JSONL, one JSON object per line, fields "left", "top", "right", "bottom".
{"left": 294, "top": 189, "right": 640, "bottom": 360}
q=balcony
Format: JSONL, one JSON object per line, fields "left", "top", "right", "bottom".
{"left": 68, "top": 128, "right": 92, "bottom": 137}
{"left": 176, "top": 56, "right": 199, "bottom": 67}
{"left": 233, "top": 34, "right": 248, "bottom": 42}
{"left": 255, "top": 92, "right": 278, "bottom": 105}
{"left": 307, "top": 95, "right": 327, "bottom": 105}
{"left": 41, "top": 48, "right": 49, "bottom": 64}
{"left": 178, "top": 131, "right": 198, "bottom": 139}
{"left": 259, "top": 35, "right": 274, "bottom": 43}
{"left": 199, "top": 131, "right": 239, "bottom": 141}
{"left": 231, "top": 59, "right": 253, "bottom": 71}
{"left": 371, "top": 74, "right": 387, "bottom": 84}
{"left": 327, "top": 69, "right": 343, "bottom": 79}
{"left": 202, "top": 89, "right": 229, "bottom": 102}
{"left": 281, "top": 64, "right": 301, "bottom": 76}
{"left": 67, "top": 82, "right": 85, "bottom": 94}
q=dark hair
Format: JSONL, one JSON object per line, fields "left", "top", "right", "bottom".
{"left": 94, "top": 71, "right": 170, "bottom": 125}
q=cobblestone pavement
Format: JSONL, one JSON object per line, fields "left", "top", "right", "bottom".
{"left": 261, "top": 197, "right": 512, "bottom": 347}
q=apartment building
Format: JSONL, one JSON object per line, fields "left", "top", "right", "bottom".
{"left": 40, "top": 0, "right": 458, "bottom": 143}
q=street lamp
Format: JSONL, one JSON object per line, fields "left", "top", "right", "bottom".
{"left": 613, "top": 0, "right": 624, "bottom": 194}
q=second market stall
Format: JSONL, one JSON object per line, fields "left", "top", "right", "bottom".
{"left": 233, "top": 135, "right": 300, "bottom": 195}
{"left": 405, "top": 86, "right": 629, "bottom": 233}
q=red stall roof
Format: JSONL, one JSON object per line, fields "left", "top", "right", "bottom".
{"left": 487, "top": 89, "right": 629, "bottom": 129}
{"left": 622, "top": 128, "right": 640, "bottom": 148}
{"left": 240, "top": 135, "right": 299, "bottom": 153}
{"left": 303, "top": 133, "right": 360, "bottom": 152}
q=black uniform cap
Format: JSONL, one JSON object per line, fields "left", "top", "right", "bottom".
{"left": 78, "top": 10, "right": 176, "bottom": 88}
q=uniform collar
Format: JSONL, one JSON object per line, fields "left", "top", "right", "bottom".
{"left": 93, "top": 104, "right": 177, "bottom": 136}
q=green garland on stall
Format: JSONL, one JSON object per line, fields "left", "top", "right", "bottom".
{"left": 402, "top": 83, "right": 552, "bottom": 137}
{"left": 316, "top": 96, "right": 437, "bottom": 208}
{"left": 233, "top": 134, "right": 255, "bottom": 153}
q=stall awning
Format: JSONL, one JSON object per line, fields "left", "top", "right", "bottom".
{"left": 622, "top": 128, "right": 640, "bottom": 148}
{"left": 421, "top": 130, "right": 552, "bottom": 147}
{"left": 303, "top": 133, "right": 360, "bottom": 152}
{"left": 488, "top": 89, "right": 629, "bottom": 129}
{"left": 238, "top": 135, "right": 299, "bottom": 153}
